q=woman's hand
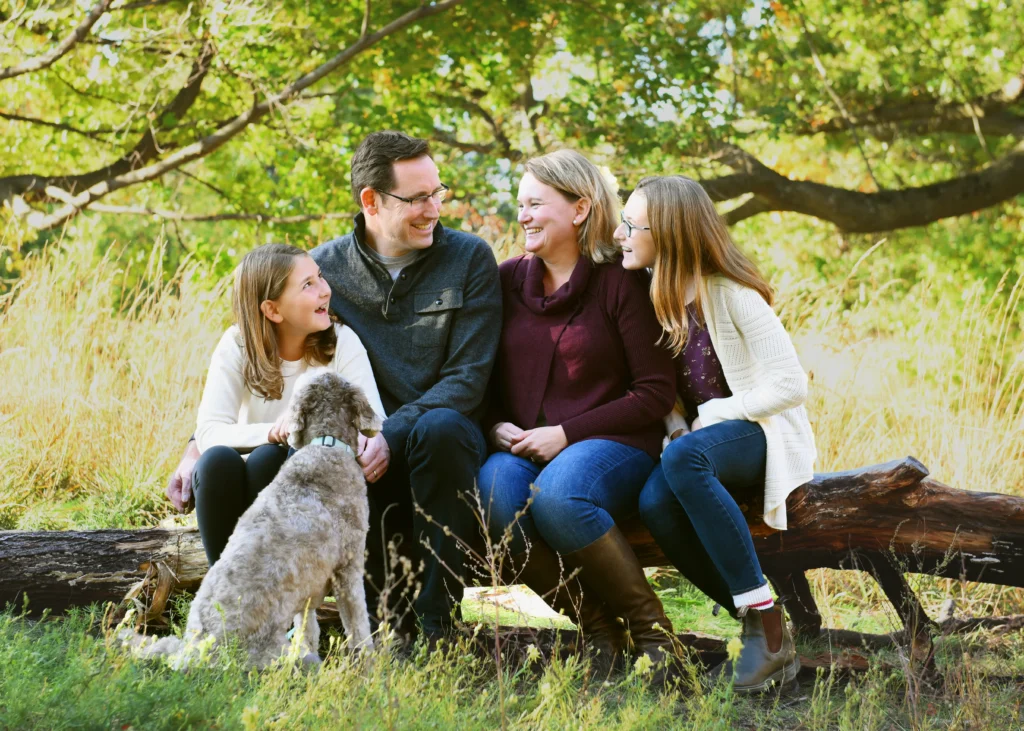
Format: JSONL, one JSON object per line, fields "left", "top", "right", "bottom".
{"left": 690, "top": 416, "right": 704, "bottom": 432}
{"left": 510, "top": 426, "right": 569, "bottom": 464}
{"left": 268, "top": 413, "right": 291, "bottom": 444}
{"left": 490, "top": 421, "right": 525, "bottom": 451}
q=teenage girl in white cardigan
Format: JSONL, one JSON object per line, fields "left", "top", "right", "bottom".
{"left": 617, "top": 175, "right": 816, "bottom": 693}
{"left": 175, "top": 243, "right": 385, "bottom": 565}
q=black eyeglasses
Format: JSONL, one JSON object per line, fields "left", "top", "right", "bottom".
{"left": 620, "top": 211, "right": 651, "bottom": 238}
{"left": 376, "top": 184, "right": 450, "bottom": 208}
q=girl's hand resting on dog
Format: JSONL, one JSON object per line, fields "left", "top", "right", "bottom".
{"left": 268, "top": 413, "right": 291, "bottom": 444}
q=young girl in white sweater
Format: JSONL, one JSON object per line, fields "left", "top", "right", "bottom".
{"left": 618, "top": 176, "right": 816, "bottom": 692}
{"left": 190, "top": 243, "right": 385, "bottom": 565}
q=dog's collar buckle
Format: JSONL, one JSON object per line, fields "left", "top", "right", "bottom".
{"left": 308, "top": 435, "right": 356, "bottom": 458}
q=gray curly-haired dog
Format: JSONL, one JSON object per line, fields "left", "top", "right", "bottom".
{"left": 126, "top": 371, "right": 380, "bottom": 668}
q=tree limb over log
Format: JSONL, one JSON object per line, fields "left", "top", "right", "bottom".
{"left": 0, "top": 0, "right": 113, "bottom": 81}
{"left": 697, "top": 141, "right": 1024, "bottom": 232}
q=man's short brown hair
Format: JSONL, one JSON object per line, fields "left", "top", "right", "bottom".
{"left": 350, "top": 131, "right": 432, "bottom": 206}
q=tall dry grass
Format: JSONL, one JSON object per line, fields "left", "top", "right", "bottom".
{"left": 0, "top": 240, "right": 230, "bottom": 529}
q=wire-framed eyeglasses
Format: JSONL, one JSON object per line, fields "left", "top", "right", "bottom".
{"left": 376, "top": 184, "right": 450, "bottom": 208}
{"left": 620, "top": 210, "right": 651, "bottom": 238}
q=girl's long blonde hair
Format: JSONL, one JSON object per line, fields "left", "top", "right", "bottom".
{"left": 637, "top": 175, "right": 773, "bottom": 356}
{"left": 232, "top": 243, "right": 337, "bottom": 400}
{"left": 525, "top": 149, "right": 620, "bottom": 263}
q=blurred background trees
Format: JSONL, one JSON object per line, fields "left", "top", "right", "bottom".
{"left": 1, "top": 0, "right": 1021, "bottom": 290}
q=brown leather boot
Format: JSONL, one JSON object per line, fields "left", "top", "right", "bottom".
{"left": 511, "top": 542, "right": 625, "bottom": 674}
{"left": 712, "top": 606, "right": 800, "bottom": 693}
{"left": 563, "top": 526, "right": 680, "bottom": 677}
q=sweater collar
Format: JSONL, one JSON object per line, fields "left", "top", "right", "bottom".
{"left": 521, "top": 254, "right": 593, "bottom": 316}
{"left": 352, "top": 212, "right": 444, "bottom": 269}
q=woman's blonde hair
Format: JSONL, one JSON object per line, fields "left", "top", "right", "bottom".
{"left": 232, "top": 243, "right": 337, "bottom": 400}
{"left": 636, "top": 175, "right": 773, "bottom": 356}
{"left": 525, "top": 149, "right": 620, "bottom": 263}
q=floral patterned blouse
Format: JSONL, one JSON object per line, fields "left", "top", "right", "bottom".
{"left": 676, "top": 304, "right": 732, "bottom": 423}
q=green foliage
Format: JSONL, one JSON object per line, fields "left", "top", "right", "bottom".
{"left": 2, "top": 0, "right": 1020, "bottom": 282}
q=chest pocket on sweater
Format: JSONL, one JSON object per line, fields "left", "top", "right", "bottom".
{"left": 411, "top": 288, "right": 463, "bottom": 348}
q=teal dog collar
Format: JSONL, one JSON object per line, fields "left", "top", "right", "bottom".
{"left": 308, "top": 435, "right": 356, "bottom": 459}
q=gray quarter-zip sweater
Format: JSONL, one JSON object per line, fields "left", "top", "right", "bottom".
{"left": 310, "top": 214, "right": 502, "bottom": 456}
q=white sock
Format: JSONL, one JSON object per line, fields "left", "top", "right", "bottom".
{"left": 732, "top": 584, "right": 775, "bottom": 613}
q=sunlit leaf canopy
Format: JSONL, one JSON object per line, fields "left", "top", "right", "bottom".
{"left": 1, "top": 0, "right": 1021, "bottom": 267}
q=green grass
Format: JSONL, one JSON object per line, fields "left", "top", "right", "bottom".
{"left": 3, "top": 597, "right": 1022, "bottom": 730}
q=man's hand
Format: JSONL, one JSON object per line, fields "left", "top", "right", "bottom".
{"left": 510, "top": 425, "right": 568, "bottom": 464}
{"left": 166, "top": 440, "right": 200, "bottom": 513}
{"left": 489, "top": 421, "right": 525, "bottom": 452}
{"left": 268, "top": 413, "right": 291, "bottom": 444}
{"left": 358, "top": 432, "right": 390, "bottom": 484}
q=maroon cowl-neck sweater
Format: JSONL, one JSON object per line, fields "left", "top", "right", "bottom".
{"left": 488, "top": 254, "right": 676, "bottom": 459}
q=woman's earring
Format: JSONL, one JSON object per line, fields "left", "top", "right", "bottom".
{"left": 573, "top": 219, "right": 579, "bottom": 226}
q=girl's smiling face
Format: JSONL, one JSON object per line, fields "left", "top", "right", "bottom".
{"left": 262, "top": 255, "right": 332, "bottom": 337}
{"left": 615, "top": 192, "right": 655, "bottom": 270}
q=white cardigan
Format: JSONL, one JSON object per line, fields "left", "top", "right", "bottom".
{"left": 195, "top": 323, "right": 386, "bottom": 454}
{"left": 664, "top": 276, "right": 816, "bottom": 530}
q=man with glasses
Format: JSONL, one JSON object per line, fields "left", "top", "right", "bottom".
{"left": 309, "top": 131, "right": 501, "bottom": 645}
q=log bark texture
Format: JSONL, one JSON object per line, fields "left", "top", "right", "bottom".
{"left": 2, "top": 457, "right": 1022, "bottom": 635}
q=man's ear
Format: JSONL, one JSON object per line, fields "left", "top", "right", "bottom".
{"left": 260, "top": 299, "right": 284, "bottom": 324}
{"left": 359, "top": 187, "right": 378, "bottom": 215}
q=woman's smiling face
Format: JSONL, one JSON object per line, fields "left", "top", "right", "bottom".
{"left": 516, "top": 172, "right": 580, "bottom": 261}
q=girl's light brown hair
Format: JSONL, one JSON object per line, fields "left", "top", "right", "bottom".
{"left": 636, "top": 175, "right": 773, "bottom": 356}
{"left": 232, "top": 243, "right": 337, "bottom": 400}
{"left": 525, "top": 149, "right": 620, "bottom": 263}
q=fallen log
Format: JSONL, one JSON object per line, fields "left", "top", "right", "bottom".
{"left": 623, "top": 456, "right": 1024, "bottom": 637}
{"left": 1, "top": 457, "right": 1023, "bottom": 643}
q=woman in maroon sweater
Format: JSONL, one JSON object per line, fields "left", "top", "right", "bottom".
{"left": 479, "top": 150, "right": 677, "bottom": 672}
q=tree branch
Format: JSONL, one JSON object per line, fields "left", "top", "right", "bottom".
{"left": 21, "top": 0, "right": 464, "bottom": 230}
{"left": 1, "top": 39, "right": 217, "bottom": 204}
{"left": 79, "top": 203, "right": 352, "bottom": 224}
{"left": 0, "top": 111, "right": 120, "bottom": 141}
{"left": 701, "top": 142, "right": 1024, "bottom": 233}
{"left": 434, "top": 90, "right": 521, "bottom": 160}
{"left": 799, "top": 63, "right": 1024, "bottom": 139}
{"left": 721, "top": 195, "right": 775, "bottom": 225}
{"left": 0, "top": 0, "right": 113, "bottom": 81}
{"left": 802, "top": 24, "right": 881, "bottom": 190}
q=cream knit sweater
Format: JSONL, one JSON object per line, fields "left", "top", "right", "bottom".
{"left": 195, "top": 323, "right": 386, "bottom": 454}
{"left": 665, "top": 276, "right": 816, "bottom": 530}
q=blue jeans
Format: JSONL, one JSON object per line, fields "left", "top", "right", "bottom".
{"left": 367, "top": 408, "right": 488, "bottom": 636}
{"left": 194, "top": 444, "right": 289, "bottom": 566}
{"left": 478, "top": 439, "right": 654, "bottom": 556}
{"left": 639, "top": 420, "right": 768, "bottom": 612}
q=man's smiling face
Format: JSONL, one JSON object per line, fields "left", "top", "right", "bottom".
{"left": 364, "top": 155, "right": 444, "bottom": 258}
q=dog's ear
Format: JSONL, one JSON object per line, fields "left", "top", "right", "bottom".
{"left": 286, "top": 372, "right": 315, "bottom": 449}
{"left": 353, "top": 390, "right": 383, "bottom": 436}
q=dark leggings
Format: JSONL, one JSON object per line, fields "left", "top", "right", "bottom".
{"left": 193, "top": 444, "right": 288, "bottom": 565}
